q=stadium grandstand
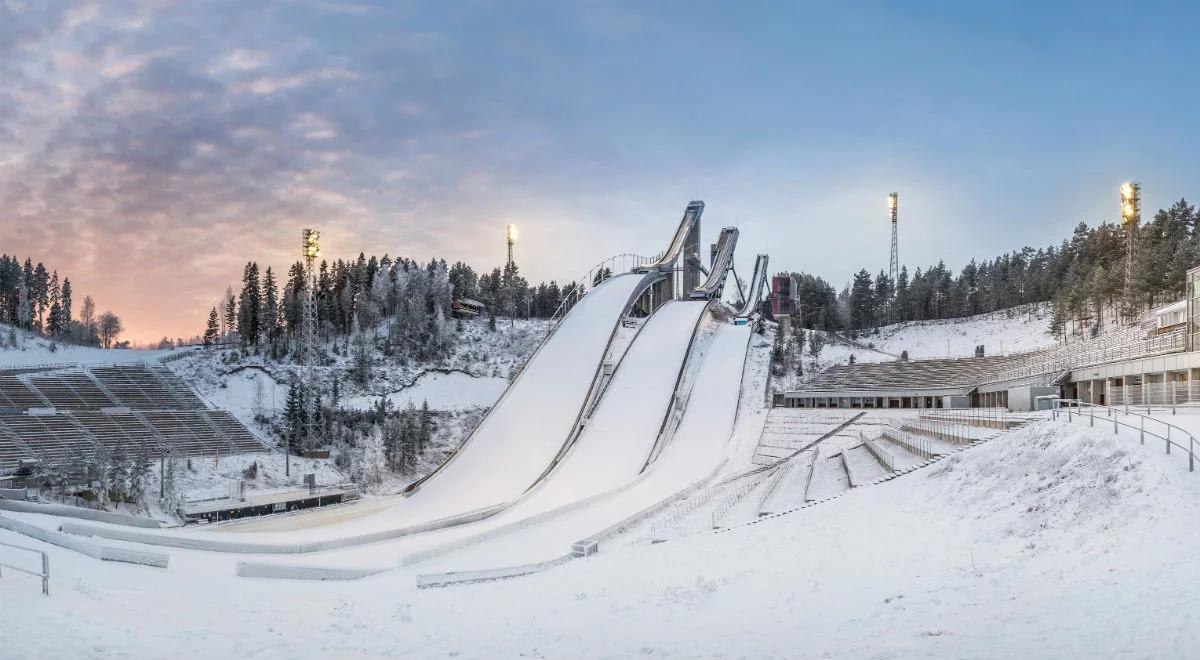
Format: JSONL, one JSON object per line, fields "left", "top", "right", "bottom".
{"left": 0, "top": 364, "right": 264, "bottom": 477}
{"left": 780, "top": 265, "right": 1200, "bottom": 410}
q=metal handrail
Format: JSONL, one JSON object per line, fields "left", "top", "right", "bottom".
{"left": 0, "top": 539, "right": 49, "bottom": 595}
{"left": 1051, "top": 399, "right": 1196, "bottom": 472}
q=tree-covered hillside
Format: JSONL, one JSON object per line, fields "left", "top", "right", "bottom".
{"left": 781, "top": 198, "right": 1198, "bottom": 338}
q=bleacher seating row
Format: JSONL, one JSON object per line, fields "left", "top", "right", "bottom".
{"left": 0, "top": 365, "right": 264, "bottom": 474}
{"left": 27, "top": 373, "right": 114, "bottom": 409}
{"left": 801, "top": 353, "right": 1029, "bottom": 392}
{"left": 0, "top": 410, "right": 263, "bottom": 471}
{"left": 0, "top": 376, "right": 46, "bottom": 409}
{"left": 90, "top": 365, "right": 206, "bottom": 410}
{"left": 0, "top": 366, "right": 208, "bottom": 412}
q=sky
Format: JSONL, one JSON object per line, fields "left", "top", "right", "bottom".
{"left": 2, "top": 1, "right": 1199, "bottom": 343}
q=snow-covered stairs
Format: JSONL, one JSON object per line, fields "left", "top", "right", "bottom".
{"left": 640, "top": 411, "right": 1033, "bottom": 542}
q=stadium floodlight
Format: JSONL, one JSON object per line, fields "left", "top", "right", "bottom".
{"left": 506, "top": 224, "right": 516, "bottom": 266}
{"left": 888, "top": 193, "right": 897, "bottom": 214}
{"left": 302, "top": 228, "right": 321, "bottom": 263}
{"left": 1120, "top": 182, "right": 1141, "bottom": 225}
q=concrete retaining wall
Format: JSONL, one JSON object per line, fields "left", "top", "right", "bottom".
{"left": 0, "top": 488, "right": 29, "bottom": 500}
{"left": 0, "top": 499, "right": 163, "bottom": 528}
{"left": 236, "top": 562, "right": 386, "bottom": 581}
{"left": 0, "top": 514, "right": 169, "bottom": 568}
{"left": 60, "top": 504, "right": 503, "bottom": 554}
{"left": 416, "top": 554, "right": 572, "bottom": 588}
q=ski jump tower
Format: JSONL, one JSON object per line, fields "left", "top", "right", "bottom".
{"left": 635, "top": 201, "right": 705, "bottom": 309}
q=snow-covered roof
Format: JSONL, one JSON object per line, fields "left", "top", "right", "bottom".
{"left": 1154, "top": 299, "right": 1186, "bottom": 316}
{"left": 455, "top": 298, "right": 485, "bottom": 308}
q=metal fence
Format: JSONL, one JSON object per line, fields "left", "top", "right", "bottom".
{"left": 1106, "top": 381, "right": 1196, "bottom": 414}
{"left": 1051, "top": 399, "right": 1196, "bottom": 472}
{"left": 0, "top": 539, "right": 49, "bottom": 595}
{"left": 918, "top": 407, "right": 1013, "bottom": 430}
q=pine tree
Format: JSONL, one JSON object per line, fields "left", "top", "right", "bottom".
{"left": 809, "top": 331, "right": 826, "bottom": 359}
{"left": 204, "top": 307, "right": 220, "bottom": 347}
{"left": 60, "top": 278, "right": 72, "bottom": 329}
{"left": 262, "top": 266, "right": 279, "bottom": 346}
{"left": 223, "top": 288, "right": 237, "bottom": 340}
{"left": 238, "top": 262, "right": 262, "bottom": 347}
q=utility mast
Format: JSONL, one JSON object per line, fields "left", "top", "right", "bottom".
{"left": 506, "top": 224, "right": 516, "bottom": 268}
{"left": 299, "top": 228, "right": 321, "bottom": 461}
{"left": 888, "top": 192, "right": 899, "bottom": 287}
{"left": 1120, "top": 182, "right": 1141, "bottom": 317}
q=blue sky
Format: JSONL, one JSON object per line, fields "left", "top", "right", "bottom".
{"left": 2, "top": 1, "right": 1198, "bottom": 341}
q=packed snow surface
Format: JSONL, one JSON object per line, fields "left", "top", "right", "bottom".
{"left": 6, "top": 414, "right": 1200, "bottom": 657}
{"left": 417, "top": 304, "right": 736, "bottom": 570}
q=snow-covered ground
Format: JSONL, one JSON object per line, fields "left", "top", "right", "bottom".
{"left": 0, "top": 322, "right": 183, "bottom": 367}
{"left": 5, "top": 413, "right": 1200, "bottom": 657}
{"left": 340, "top": 371, "right": 508, "bottom": 412}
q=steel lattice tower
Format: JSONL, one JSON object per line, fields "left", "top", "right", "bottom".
{"left": 300, "top": 229, "right": 321, "bottom": 368}
{"left": 300, "top": 229, "right": 321, "bottom": 452}
{"left": 506, "top": 224, "right": 516, "bottom": 268}
{"left": 888, "top": 192, "right": 899, "bottom": 287}
{"left": 1121, "top": 182, "right": 1141, "bottom": 315}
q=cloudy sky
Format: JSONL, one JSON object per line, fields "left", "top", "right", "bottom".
{"left": 3, "top": 1, "right": 1199, "bottom": 342}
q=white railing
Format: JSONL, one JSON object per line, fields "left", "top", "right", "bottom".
{"left": 1106, "top": 381, "right": 1195, "bottom": 414}
{"left": 860, "top": 432, "right": 895, "bottom": 472}
{"left": 918, "top": 407, "right": 1013, "bottom": 430}
{"left": 878, "top": 427, "right": 935, "bottom": 460}
{"left": 1051, "top": 399, "right": 1196, "bottom": 472}
{"left": 0, "top": 539, "right": 49, "bottom": 595}
{"left": 710, "top": 472, "right": 767, "bottom": 529}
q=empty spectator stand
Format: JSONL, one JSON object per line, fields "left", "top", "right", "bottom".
{"left": 779, "top": 354, "right": 1029, "bottom": 409}
{"left": 0, "top": 412, "right": 97, "bottom": 473}
{"left": 25, "top": 373, "right": 115, "bottom": 410}
{"left": 0, "top": 364, "right": 266, "bottom": 476}
{"left": 89, "top": 365, "right": 206, "bottom": 410}
{"left": 0, "top": 376, "right": 48, "bottom": 410}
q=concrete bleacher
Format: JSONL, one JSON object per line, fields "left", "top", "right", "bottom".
{"left": 0, "top": 413, "right": 96, "bottom": 471}
{"left": 800, "top": 354, "right": 1027, "bottom": 393}
{"left": 0, "top": 365, "right": 264, "bottom": 475}
{"left": 0, "top": 376, "right": 47, "bottom": 409}
{"left": 139, "top": 410, "right": 262, "bottom": 457}
{"left": 26, "top": 373, "right": 115, "bottom": 410}
{"left": 90, "top": 365, "right": 206, "bottom": 410}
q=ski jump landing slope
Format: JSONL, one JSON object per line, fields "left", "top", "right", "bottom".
{"left": 407, "top": 272, "right": 654, "bottom": 518}
{"left": 418, "top": 322, "right": 752, "bottom": 569}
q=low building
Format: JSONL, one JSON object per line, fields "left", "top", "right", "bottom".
{"left": 451, "top": 297, "right": 486, "bottom": 319}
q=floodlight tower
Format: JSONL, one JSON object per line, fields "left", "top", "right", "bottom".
{"left": 1121, "top": 182, "right": 1141, "bottom": 313}
{"left": 300, "top": 229, "right": 321, "bottom": 368}
{"left": 506, "top": 224, "right": 516, "bottom": 268}
{"left": 299, "top": 228, "right": 321, "bottom": 464}
{"left": 888, "top": 192, "right": 899, "bottom": 289}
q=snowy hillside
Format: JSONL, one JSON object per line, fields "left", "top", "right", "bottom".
{"left": 166, "top": 317, "right": 549, "bottom": 428}
{"left": 853, "top": 303, "right": 1054, "bottom": 360}
{"left": 0, "top": 322, "right": 184, "bottom": 367}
